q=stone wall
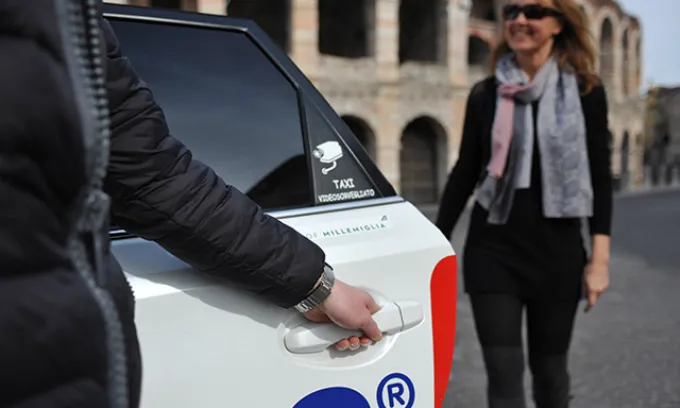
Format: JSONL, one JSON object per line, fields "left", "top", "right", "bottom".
{"left": 107, "top": 0, "right": 647, "bottom": 199}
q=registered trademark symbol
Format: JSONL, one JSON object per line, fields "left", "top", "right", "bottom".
{"left": 376, "top": 372, "right": 415, "bottom": 408}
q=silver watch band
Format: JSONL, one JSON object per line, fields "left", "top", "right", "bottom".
{"left": 294, "top": 264, "right": 335, "bottom": 313}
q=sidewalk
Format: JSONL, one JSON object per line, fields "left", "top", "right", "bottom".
{"left": 614, "top": 183, "right": 680, "bottom": 198}
{"left": 416, "top": 184, "right": 680, "bottom": 220}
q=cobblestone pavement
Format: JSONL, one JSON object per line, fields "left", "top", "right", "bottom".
{"left": 428, "top": 190, "right": 680, "bottom": 408}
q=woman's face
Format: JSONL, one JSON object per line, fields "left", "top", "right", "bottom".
{"left": 503, "top": 0, "right": 563, "bottom": 55}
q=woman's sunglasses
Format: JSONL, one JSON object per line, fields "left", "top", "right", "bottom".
{"left": 502, "top": 4, "right": 563, "bottom": 21}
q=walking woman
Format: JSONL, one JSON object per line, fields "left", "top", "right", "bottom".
{"left": 435, "top": 0, "right": 612, "bottom": 407}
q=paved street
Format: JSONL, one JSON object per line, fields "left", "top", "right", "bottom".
{"left": 431, "top": 190, "right": 680, "bottom": 408}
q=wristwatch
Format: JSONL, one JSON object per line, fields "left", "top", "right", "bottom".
{"left": 294, "top": 264, "right": 335, "bottom": 313}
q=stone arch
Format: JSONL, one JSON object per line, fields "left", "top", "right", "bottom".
{"left": 399, "top": 0, "right": 448, "bottom": 64}
{"left": 399, "top": 116, "right": 448, "bottom": 204}
{"left": 227, "top": 0, "right": 292, "bottom": 52}
{"left": 621, "top": 28, "right": 629, "bottom": 96}
{"left": 341, "top": 115, "right": 377, "bottom": 160}
{"left": 593, "top": 7, "right": 621, "bottom": 49}
{"left": 470, "top": 0, "right": 496, "bottom": 21}
{"left": 468, "top": 35, "right": 491, "bottom": 83}
{"left": 599, "top": 17, "right": 615, "bottom": 90}
{"left": 318, "top": 0, "right": 375, "bottom": 58}
{"left": 593, "top": 5, "right": 622, "bottom": 31}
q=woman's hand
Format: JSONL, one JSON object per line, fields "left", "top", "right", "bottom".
{"left": 584, "top": 234, "right": 611, "bottom": 312}
{"left": 583, "top": 260, "right": 609, "bottom": 311}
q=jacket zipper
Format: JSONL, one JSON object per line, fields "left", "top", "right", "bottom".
{"left": 54, "top": 0, "right": 129, "bottom": 407}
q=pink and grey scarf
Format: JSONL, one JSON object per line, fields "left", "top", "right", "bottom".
{"left": 476, "top": 53, "right": 594, "bottom": 224}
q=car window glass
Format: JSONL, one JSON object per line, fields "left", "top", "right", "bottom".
{"left": 108, "top": 19, "right": 311, "bottom": 211}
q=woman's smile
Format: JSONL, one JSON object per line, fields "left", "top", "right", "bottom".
{"left": 509, "top": 25, "right": 535, "bottom": 42}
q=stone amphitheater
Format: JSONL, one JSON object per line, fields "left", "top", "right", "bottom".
{"left": 108, "top": 0, "right": 645, "bottom": 202}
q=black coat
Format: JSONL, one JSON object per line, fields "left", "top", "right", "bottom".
{"left": 0, "top": 1, "right": 325, "bottom": 407}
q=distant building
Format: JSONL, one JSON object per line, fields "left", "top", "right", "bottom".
{"left": 107, "top": 0, "right": 645, "bottom": 200}
{"left": 644, "top": 87, "right": 680, "bottom": 185}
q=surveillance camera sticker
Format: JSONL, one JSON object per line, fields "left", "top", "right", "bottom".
{"left": 302, "top": 95, "right": 377, "bottom": 205}
{"left": 312, "top": 141, "right": 343, "bottom": 175}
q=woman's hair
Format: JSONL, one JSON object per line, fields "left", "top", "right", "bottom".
{"left": 490, "top": 0, "right": 599, "bottom": 93}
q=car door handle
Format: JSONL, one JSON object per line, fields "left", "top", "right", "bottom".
{"left": 284, "top": 300, "right": 424, "bottom": 354}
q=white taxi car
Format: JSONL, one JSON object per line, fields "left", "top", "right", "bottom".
{"left": 105, "top": 4, "right": 458, "bottom": 407}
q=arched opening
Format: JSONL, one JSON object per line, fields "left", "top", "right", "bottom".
{"left": 470, "top": 0, "right": 496, "bottom": 21}
{"left": 318, "top": 0, "right": 375, "bottom": 58}
{"left": 399, "top": 117, "right": 447, "bottom": 204}
{"left": 621, "top": 131, "right": 630, "bottom": 189}
{"left": 342, "top": 115, "right": 377, "bottom": 159}
{"left": 133, "top": 0, "right": 197, "bottom": 9}
{"left": 649, "top": 134, "right": 666, "bottom": 186}
{"left": 227, "top": 0, "right": 292, "bottom": 52}
{"left": 398, "top": 0, "right": 448, "bottom": 64}
{"left": 468, "top": 35, "right": 491, "bottom": 83}
{"left": 599, "top": 18, "right": 614, "bottom": 91}
{"left": 622, "top": 29, "right": 629, "bottom": 96}
{"left": 150, "top": 0, "right": 181, "bottom": 9}
{"left": 640, "top": 133, "right": 651, "bottom": 185}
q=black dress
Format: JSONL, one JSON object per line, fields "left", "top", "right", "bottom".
{"left": 435, "top": 76, "right": 613, "bottom": 301}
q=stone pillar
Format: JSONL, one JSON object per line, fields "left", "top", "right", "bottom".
{"left": 448, "top": 0, "right": 471, "bottom": 87}
{"left": 611, "top": 128, "right": 622, "bottom": 178}
{"left": 375, "top": 87, "right": 402, "bottom": 192}
{"left": 624, "top": 31, "right": 640, "bottom": 98}
{"left": 632, "top": 133, "right": 644, "bottom": 186}
{"left": 375, "top": 0, "right": 399, "bottom": 82}
{"left": 450, "top": 91, "right": 468, "bottom": 167}
{"left": 611, "top": 25, "right": 623, "bottom": 102}
{"left": 448, "top": 0, "right": 472, "bottom": 169}
{"left": 197, "top": 0, "right": 226, "bottom": 15}
{"left": 374, "top": 0, "right": 401, "bottom": 190}
{"left": 290, "top": 0, "right": 319, "bottom": 80}
{"left": 634, "top": 34, "right": 642, "bottom": 93}
{"left": 623, "top": 39, "right": 631, "bottom": 97}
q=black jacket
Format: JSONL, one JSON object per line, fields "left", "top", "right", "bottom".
{"left": 0, "top": 1, "right": 325, "bottom": 407}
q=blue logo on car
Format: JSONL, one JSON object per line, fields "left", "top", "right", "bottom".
{"left": 293, "top": 373, "right": 415, "bottom": 408}
{"left": 293, "top": 387, "right": 370, "bottom": 408}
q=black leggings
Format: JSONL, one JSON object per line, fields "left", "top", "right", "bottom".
{"left": 470, "top": 294, "right": 579, "bottom": 408}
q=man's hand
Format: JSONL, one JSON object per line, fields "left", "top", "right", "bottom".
{"left": 303, "top": 280, "right": 383, "bottom": 351}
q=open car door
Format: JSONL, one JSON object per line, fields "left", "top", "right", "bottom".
{"left": 105, "top": 4, "right": 458, "bottom": 407}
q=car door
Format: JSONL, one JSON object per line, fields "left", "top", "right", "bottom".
{"left": 105, "top": 5, "right": 457, "bottom": 408}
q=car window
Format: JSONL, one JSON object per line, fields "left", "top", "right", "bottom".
{"left": 108, "top": 19, "right": 311, "bottom": 211}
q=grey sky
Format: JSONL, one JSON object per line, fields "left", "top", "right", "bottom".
{"left": 619, "top": 0, "right": 680, "bottom": 88}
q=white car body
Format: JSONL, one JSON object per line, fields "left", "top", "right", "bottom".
{"left": 106, "top": 4, "right": 458, "bottom": 407}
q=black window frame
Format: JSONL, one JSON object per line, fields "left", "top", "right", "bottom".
{"left": 104, "top": 4, "right": 397, "bottom": 238}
